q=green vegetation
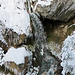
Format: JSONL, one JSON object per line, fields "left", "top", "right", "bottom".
{"left": 67, "top": 25, "right": 75, "bottom": 35}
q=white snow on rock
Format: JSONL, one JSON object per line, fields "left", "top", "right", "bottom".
{"left": 34, "top": 0, "right": 53, "bottom": 11}
{"left": 0, "top": 47, "right": 4, "bottom": 64}
{"left": 0, "top": 23, "right": 7, "bottom": 44}
{"left": 26, "top": 66, "right": 39, "bottom": 75}
{"left": 61, "top": 31, "right": 75, "bottom": 75}
{"left": 0, "top": 0, "right": 31, "bottom": 35}
{"left": 0, "top": 31, "right": 7, "bottom": 44}
{"left": 0, "top": 47, "right": 31, "bottom": 65}
{"left": 37, "top": 0, "right": 53, "bottom": 6}
{"left": 68, "top": 23, "right": 75, "bottom": 28}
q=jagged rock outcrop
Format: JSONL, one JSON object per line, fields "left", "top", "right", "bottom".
{"left": 35, "top": 0, "right": 75, "bottom": 22}
{"left": 0, "top": 21, "right": 27, "bottom": 52}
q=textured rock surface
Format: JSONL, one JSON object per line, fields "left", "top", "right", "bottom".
{"left": 0, "top": 56, "right": 31, "bottom": 75}
{"left": 42, "top": 17, "right": 75, "bottom": 58}
{"left": 0, "top": 22, "right": 27, "bottom": 52}
{"left": 39, "top": 49, "right": 61, "bottom": 75}
{"left": 35, "top": 0, "right": 75, "bottom": 21}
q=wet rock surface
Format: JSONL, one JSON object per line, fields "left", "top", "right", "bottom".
{"left": 39, "top": 49, "right": 62, "bottom": 75}
{"left": 32, "top": 47, "right": 62, "bottom": 75}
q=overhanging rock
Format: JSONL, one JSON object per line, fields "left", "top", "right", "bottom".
{"left": 35, "top": 0, "right": 75, "bottom": 22}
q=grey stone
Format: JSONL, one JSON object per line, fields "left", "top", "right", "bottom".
{"left": 35, "top": 0, "right": 75, "bottom": 22}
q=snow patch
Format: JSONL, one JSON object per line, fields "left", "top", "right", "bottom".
{"left": 26, "top": 66, "right": 39, "bottom": 75}
{"left": 34, "top": 0, "right": 53, "bottom": 11}
{"left": 61, "top": 31, "right": 75, "bottom": 75}
{"left": 0, "top": 47, "right": 31, "bottom": 65}
{"left": 0, "top": 0, "right": 31, "bottom": 35}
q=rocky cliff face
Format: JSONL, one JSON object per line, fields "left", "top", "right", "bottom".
{"left": 35, "top": 0, "right": 75, "bottom": 21}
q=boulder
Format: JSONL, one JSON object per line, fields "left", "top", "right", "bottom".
{"left": 35, "top": 0, "right": 75, "bottom": 22}
{"left": 0, "top": 21, "right": 27, "bottom": 52}
{"left": 42, "top": 18, "right": 75, "bottom": 58}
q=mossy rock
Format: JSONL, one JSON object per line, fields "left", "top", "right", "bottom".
{"left": 67, "top": 25, "right": 75, "bottom": 35}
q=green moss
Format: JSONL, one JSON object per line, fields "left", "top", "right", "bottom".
{"left": 47, "top": 33, "right": 54, "bottom": 41}
{"left": 67, "top": 72, "right": 72, "bottom": 75}
{"left": 47, "top": 31, "right": 62, "bottom": 44}
{"left": 47, "top": 24, "right": 75, "bottom": 45}
{"left": 67, "top": 25, "right": 75, "bottom": 35}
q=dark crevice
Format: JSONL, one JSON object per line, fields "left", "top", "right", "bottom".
{"left": 39, "top": 15, "right": 75, "bottom": 35}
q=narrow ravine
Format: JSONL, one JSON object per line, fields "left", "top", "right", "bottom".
{"left": 0, "top": 0, "right": 75, "bottom": 75}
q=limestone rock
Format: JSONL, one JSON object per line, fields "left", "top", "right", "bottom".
{"left": 35, "top": 0, "right": 75, "bottom": 21}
